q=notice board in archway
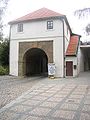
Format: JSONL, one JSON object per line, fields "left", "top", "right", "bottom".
{"left": 48, "top": 63, "right": 56, "bottom": 76}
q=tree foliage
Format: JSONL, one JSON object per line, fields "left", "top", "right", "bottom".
{"left": 85, "top": 24, "right": 90, "bottom": 35}
{"left": 74, "top": 7, "right": 90, "bottom": 35}
{"left": 0, "top": 39, "right": 9, "bottom": 66}
{"left": 74, "top": 8, "right": 90, "bottom": 18}
{"left": 0, "top": 0, "right": 9, "bottom": 41}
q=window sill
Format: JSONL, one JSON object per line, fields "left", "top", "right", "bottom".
{"left": 46, "top": 29, "right": 55, "bottom": 32}
{"left": 17, "top": 32, "right": 24, "bottom": 34}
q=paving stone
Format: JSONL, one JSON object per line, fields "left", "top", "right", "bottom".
{"left": 77, "top": 85, "right": 88, "bottom": 89}
{"left": 72, "top": 91, "right": 86, "bottom": 95}
{"left": 82, "top": 105, "right": 90, "bottom": 112}
{"left": 31, "top": 89, "right": 45, "bottom": 93}
{"left": 86, "top": 95, "right": 90, "bottom": 99}
{"left": 56, "top": 91, "right": 69, "bottom": 95}
{"left": 87, "top": 92, "right": 90, "bottom": 95}
{"left": 9, "top": 104, "right": 32, "bottom": 113}
{"left": 27, "top": 91, "right": 40, "bottom": 95}
{"left": 65, "top": 98, "right": 81, "bottom": 104}
{"left": 22, "top": 94, "right": 34, "bottom": 99}
{"left": 31, "top": 95, "right": 48, "bottom": 101}
{"left": 45, "top": 90, "right": 57, "bottom": 94}
{"left": 69, "top": 94, "right": 84, "bottom": 99}
{"left": 43, "top": 118, "right": 54, "bottom": 120}
{"left": 53, "top": 93, "right": 67, "bottom": 98}
{"left": 47, "top": 97, "right": 64, "bottom": 102}
{"left": 0, "top": 111, "right": 19, "bottom": 120}
{"left": 42, "top": 84, "right": 55, "bottom": 87}
{"left": 15, "top": 98, "right": 26, "bottom": 104}
{"left": 39, "top": 87, "right": 50, "bottom": 90}
{"left": 18, "top": 115, "right": 42, "bottom": 120}
{"left": 80, "top": 112, "right": 90, "bottom": 120}
{"left": 64, "top": 85, "right": 76, "bottom": 89}
{"left": 49, "top": 86, "right": 63, "bottom": 91}
{"left": 52, "top": 109, "right": 75, "bottom": 119}
{"left": 73, "top": 89, "right": 86, "bottom": 94}
{"left": 40, "top": 101, "right": 58, "bottom": 108}
{"left": 62, "top": 88, "right": 73, "bottom": 92}
{"left": 50, "top": 85, "right": 63, "bottom": 90}
{"left": 25, "top": 116, "right": 42, "bottom": 120}
{"left": 29, "top": 107, "right": 51, "bottom": 116}
{"left": 60, "top": 103, "right": 79, "bottom": 110}
{"left": 22, "top": 99, "right": 41, "bottom": 106}
{"left": 40, "top": 92, "right": 54, "bottom": 97}
{"left": 84, "top": 99, "right": 90, "bottom": 105}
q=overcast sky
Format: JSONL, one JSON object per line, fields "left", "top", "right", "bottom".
{"left": 4, "top": 0, "right": 90, "bottom": 40}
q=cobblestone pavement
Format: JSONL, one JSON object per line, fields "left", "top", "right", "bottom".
{"left": 0, "top": 76, "right": 42, "bottom": 109}
{"left": 0, "top": 72, "right": 90, "bottom": 120}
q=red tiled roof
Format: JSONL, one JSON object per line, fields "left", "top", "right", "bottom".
{"left": 66, "top": 35, "right": 79, "bottom": 56}
{"left": 9, "top": 8, "right": 64, "bottom": 24}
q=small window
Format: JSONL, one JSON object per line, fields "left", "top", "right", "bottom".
{"left": 47, "top": 21, "right": 53, "bottom": 29}
{"left": 17, "top": 23, "right": 23, "bottom": 32}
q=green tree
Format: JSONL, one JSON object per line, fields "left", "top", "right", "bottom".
{"left": 0, "top": 0, "right": 9, "bottom": 41}
{"left": 0, "top": 40, "right": 9, "bottom": 66}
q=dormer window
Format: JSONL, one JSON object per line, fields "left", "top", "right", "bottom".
{"left": 17, "top": 23, "right": 23, "bottom": 32}
{"left": 47, "top": 21, "right": 53, "bottom": 30}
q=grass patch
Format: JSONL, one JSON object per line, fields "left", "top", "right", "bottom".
{"left": 0, "top": 66, "right": 9, "bottom": 75}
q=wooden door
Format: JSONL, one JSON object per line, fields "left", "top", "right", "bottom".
{"left": 66, "top": 61, "right": 73, "bottom": 76}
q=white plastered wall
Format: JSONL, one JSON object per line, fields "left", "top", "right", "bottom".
{"left": 9, "top": 40, "right": 19, "bottom": 76}
{"left": 9, "top": 18, "right": 66, "bottom": 77}
{"left": 53, "top": 37, "right": 64, "bottom": 77}
{"left": 63, "top": 20, "right": 71, "bottom": 52}
{"left": 10, "top": 36, "right": 64, "bottom": 77}
{"left": 77, "top": 45, "right": 84, "bottom": 74}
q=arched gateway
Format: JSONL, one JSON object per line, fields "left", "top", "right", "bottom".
{"left": 18, "top": 41, "right": 53, "bottom": 76}
{"left": 23, "top": 48, "right": 48, "bottom": 76}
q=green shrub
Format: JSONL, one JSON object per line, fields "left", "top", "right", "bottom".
{"left": 0, "top": 66, "right": 9, "bottom": 75}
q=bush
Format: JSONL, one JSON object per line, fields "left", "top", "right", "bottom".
{"left": 0, "top": 66, "right": 9, "bottom": 75}
{"left": 0, "top": 40, "right": 9, "bottom": 66}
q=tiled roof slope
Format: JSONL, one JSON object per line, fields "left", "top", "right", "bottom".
{"left": 9, "top": 8, "right": 64, "bottom": 24}
{"left": 66, "top": 35, "right": 79, "bottom": 56}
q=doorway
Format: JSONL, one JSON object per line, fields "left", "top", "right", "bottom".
{"left": 23, "top": 48, "right": 48, "bottom": 77}
{"left": 66, "top": 61, "right": 73, "bottom": 76}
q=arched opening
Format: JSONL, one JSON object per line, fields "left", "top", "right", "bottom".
{"left": 23, "top": 48, "right": 48, "bottom": 77}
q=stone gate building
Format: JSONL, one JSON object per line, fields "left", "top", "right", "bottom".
{"left": 9, "top": 8, "right": 82, "bottom": 77}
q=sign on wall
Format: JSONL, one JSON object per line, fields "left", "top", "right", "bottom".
{"left": 48, "top": 63, "right": 56, "bottom": 76}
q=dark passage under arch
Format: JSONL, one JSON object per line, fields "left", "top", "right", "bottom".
{"left": 23, "top": 48, "right": 48, "bottom": 77}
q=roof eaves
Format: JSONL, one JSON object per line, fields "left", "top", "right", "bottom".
{"left": 75, "top": 36, "right": 80, "bottom": 56}
{"left": 8, "top": 16, "right": 62, "bottom": 25}
{"left": 71, "top": 33, "right": 81, "bottom": 37}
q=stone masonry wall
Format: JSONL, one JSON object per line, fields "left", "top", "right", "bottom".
{"left": 18, "top": 41, "right": 53, "bottom": 76}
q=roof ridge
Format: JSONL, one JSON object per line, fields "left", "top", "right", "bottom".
{"left": 9, "top": 8, "right": 65, "bottom": 24}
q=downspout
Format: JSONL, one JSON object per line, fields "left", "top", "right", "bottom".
{"left": 60, "top": 18, "right": 65, "bottom": 78}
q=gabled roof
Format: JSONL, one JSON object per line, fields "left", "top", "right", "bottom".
{"left": 66, "top": 35, "right": 80, "bottom": 56}
{"left": 9, "top": 8, "right": 64, "bottom": 24}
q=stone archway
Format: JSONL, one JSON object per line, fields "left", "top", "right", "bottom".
{"left": 23, "top": 48, "right": 48, "bottom": 76}
{"left": 18, "top": 41, "right": 53, "bottom": 76}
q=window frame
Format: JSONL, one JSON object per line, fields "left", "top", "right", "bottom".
{"left": 17, "top": 23, "right": 23, "bottom": 32}
{"left": 47, "top": 20, "right": 53, "bottom": 30}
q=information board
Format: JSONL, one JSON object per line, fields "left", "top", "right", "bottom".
{"left": 48, "top": 63, "right": 55, "bottom": 76}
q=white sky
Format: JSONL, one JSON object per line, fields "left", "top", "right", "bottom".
{"left": 4, "top": 0, "right": 90, "bottom": 40}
